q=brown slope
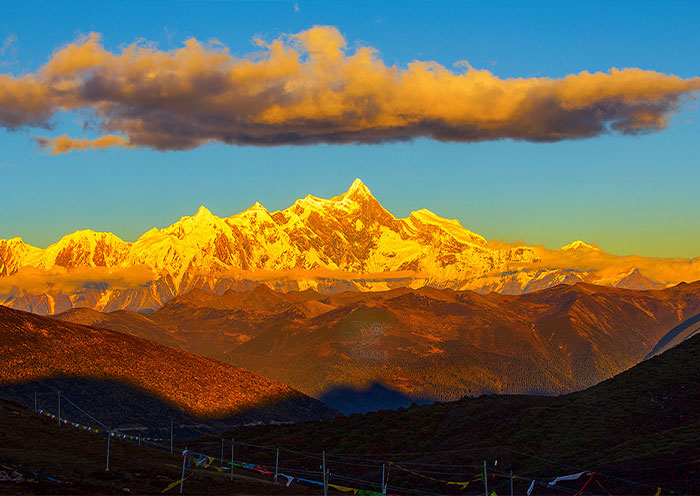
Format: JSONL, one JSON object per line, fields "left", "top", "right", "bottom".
{"left": 56, "top": 306, "right": 183, "bottom": 348}
{"left": 0, "top": 305, "right": 333, "bottom": 420}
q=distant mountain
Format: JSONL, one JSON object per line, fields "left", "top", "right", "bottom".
{"left": 230, "top": 323, "right": 700, "bottom": 495}
{"left": 3, "top": 179, "right": 700, "bottom": 314}
{"left": 646, "top": 310, "right": 700, "bottom": 358}
{"left": 0, "top": 305, "right": 334, "bottom": 424}
{"left": 56, "top": 281, "right": 700, "bottom": 412}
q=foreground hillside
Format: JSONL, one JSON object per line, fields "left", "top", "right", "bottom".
{"left": 0, "top": 305, "right": 334, "bottom": 424}
{"left": 58, "top": 282, "right": 700, "bottom": 412}
{"left": 230, "top": 331, "right": 700, "bottom": 495}
{"left": 0, "top": 398, "right": 314, "bottom": 495}
{"left": 3, "top": 180, "right": 700, "bottom": 315}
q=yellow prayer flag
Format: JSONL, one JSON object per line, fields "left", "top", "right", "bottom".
{"left": 161, "top": 474, "right": 190, "bottom": 494}
{"left": 329, "top": 484, "right": 356, "bottom": 492}
{"left": 447, "top": 481, "right": 470, "bottom": 489}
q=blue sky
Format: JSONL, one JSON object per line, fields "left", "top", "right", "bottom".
{"left": 1, "top": 0, "right": 699, "bottom": 257}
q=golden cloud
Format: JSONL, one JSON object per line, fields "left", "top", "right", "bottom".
{"left": 35, "top": 134, "right": 130, "bottom": 154}
{"left": 0, "top": 265, "right": 157, "bottom": 295}
{"left": 500, "top": 243, "right": 700, "bottom": 286}
{"left": 0, "top": 27, "right": 697, "bottom": 152}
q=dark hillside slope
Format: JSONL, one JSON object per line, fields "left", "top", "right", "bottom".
{"left": 232, "top": 332, "right": 700, "bottom": 494}
{"left": 0, "top": 398, "right": 315, "bottom": 495}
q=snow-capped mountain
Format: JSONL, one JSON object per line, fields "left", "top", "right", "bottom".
{"left": 1, "top": 179, "right": 699, "bottom": 314}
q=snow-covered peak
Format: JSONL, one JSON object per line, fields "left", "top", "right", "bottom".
{"left": 137, "top": 227, "right": 160, "bottom": 241}
{"left": 329, "top": 178, "right": 377, "bottom": 204}
{"left": 230, "top": 201, "right": 273, "bottom": 222}
{"left": 345, "top": 178, "right": 372, "bottom": 197}
{"left": 193, "top": 205, "right": 215, "bottom": 221}
{"left": 43, "top": 230, "right": 128, "bottom": 254}
{"left": 407, "top": 209, "right": 487, "bottom": 245}
{"left": 561, "top": 240, "right": 600, "bottom": 252}
{"left": 31, "top": 229, "right": 130, "bottom": 269}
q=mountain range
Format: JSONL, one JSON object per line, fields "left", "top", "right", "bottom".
{"left": 55, "top": 281, "right": 700, "bottom": 412}
{"left": 2, "top": 179, "right": 699, "bottom": 315}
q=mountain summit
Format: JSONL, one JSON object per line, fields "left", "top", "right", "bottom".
{"left": 1, "top": 179, "right": 698, "bottom": 314}
{"left": 336, "top": 177, "right": 374, "bottom": 201}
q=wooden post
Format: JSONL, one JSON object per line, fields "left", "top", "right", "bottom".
{"left": 57, "top": 391, "right": 61, "bottom": 426}
{"left": 34, "top": 391, "right": 37, "bottom": 412}
{"left": 221, "top": 438, "right": 224, "bottom": 464}
{"left": 170, "top": 419, "right": 173, "bottom": 454}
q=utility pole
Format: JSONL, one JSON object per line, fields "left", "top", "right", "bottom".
{"left": 106, "top": 428, "right": 111, "bottom": 472}
{"left": 483, "top": 460, "right": 488, "bottom": 496}
{"left": 57, "top": 391, "right": 61, "bottom": 426}
{"left": 180, "top": 449, "right": 187, "bottom": 494}
{"left": 382, "top": 463, "right": 387, "bottom": 494}
{"left": 275, "top": 445, "right": 279, "bottom": 482}
{"left": 510, "top": 469, "right": 514, "bottom": 496}
{"left": 170, "top": 419, "right": 173, "bottom": 454}
{"left": 323, "top": 450, "right": 328, "bottom": 496}
{"left": 230, "top": 438, "right": 234, "bottom": 481}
